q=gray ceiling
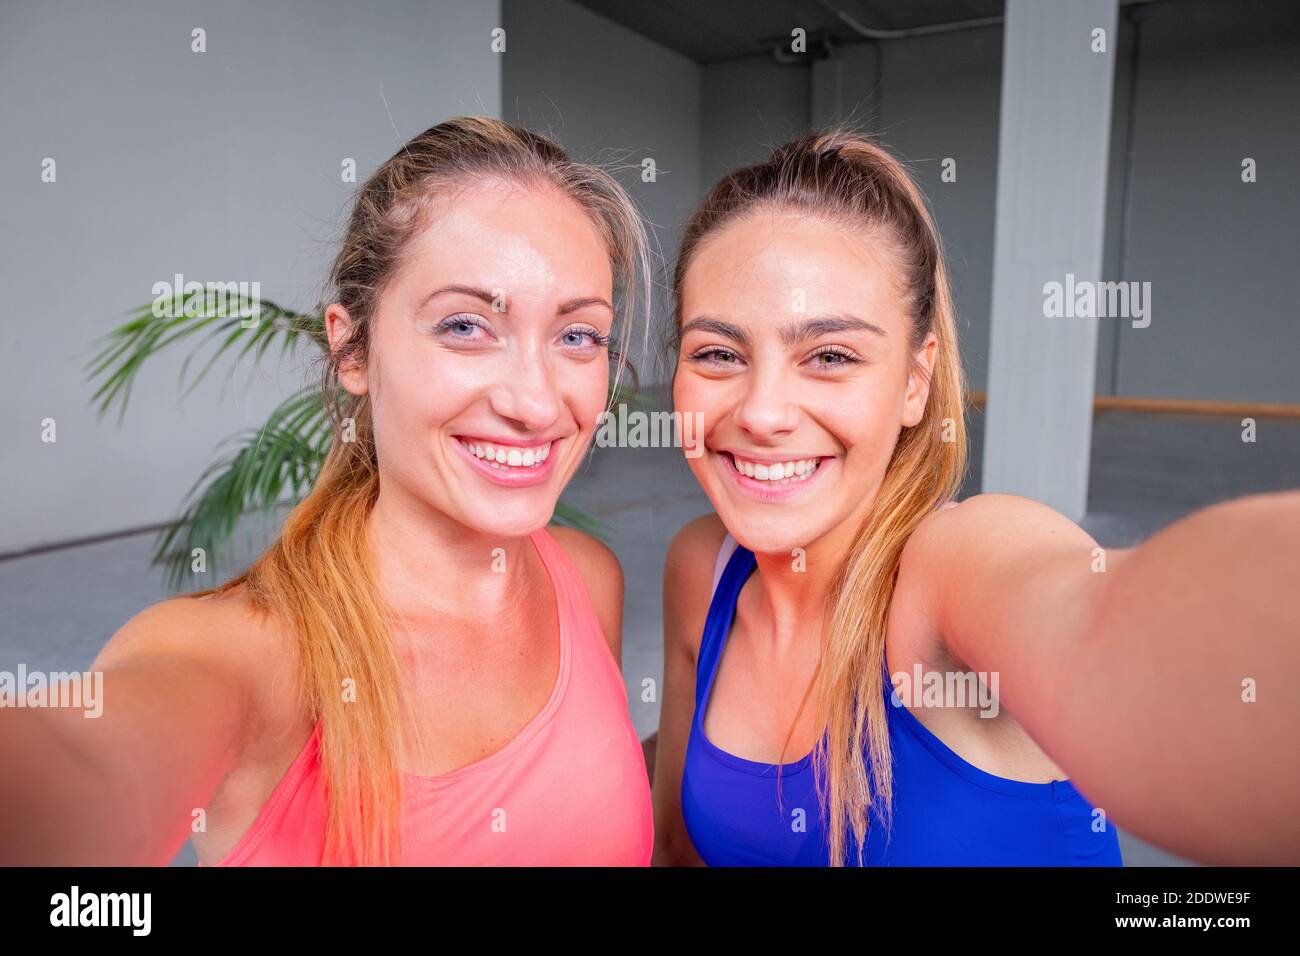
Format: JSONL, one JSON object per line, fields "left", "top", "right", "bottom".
{"left": 571, "top": 0, "right": 1006, "bottom": 63}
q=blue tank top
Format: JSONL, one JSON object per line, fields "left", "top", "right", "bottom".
{"left": 681, "top": 540, "right": 1123, "bottom": 866}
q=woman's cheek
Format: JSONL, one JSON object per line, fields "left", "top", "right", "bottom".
{"left": 581, "top": 361, "right": 613, "bottom": 425}
{"left": 671, "top": 376, "right": 709, "bottom": 419}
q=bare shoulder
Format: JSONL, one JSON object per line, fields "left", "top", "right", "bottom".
{"left": 547, "top": 525, "right": 623, "bottom": 601}
{"left": 663, "top": 512, "right": 730, "bottom": 661}
{"left": 97, "top": 585, "right": 292, "bottom": 671}
{"left": 93, "top": 585, "right": 303, "bottom": 741}
{"left": 546, "top": 526, "right": 624, "bottom": 654}
{"left": 666, "top": 512, "right": 729, "bottom": 582}
{"left": 904, "top": 493, "right": 1096, "bottom": 568}
{"left": 896, "top": 493, "right": 1108, "bottom": 678}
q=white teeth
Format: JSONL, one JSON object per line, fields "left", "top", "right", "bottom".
{"left": 731, "top": 454, "right": 821, "bottom": 484}
{"left": 460, "top": 440, "right": 552, "bottom": 469}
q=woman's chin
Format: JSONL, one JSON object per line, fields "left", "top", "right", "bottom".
{"left": 457, "top": 501, "right": 559, "bottom": 541}
{"left": 725, "top": 518, "right": 826, "bottom": 561}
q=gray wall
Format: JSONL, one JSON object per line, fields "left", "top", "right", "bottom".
{"left": 691, "top": 0, "right": 1299, "bottom": 404}
{"left": 503, "top": 0, "right": 703, "bottom": 382}
{"left": 814, "top": 30, "right": 1003, "bottom": 402}
{"left": 5, "top": 0, "right": 1296, "bottom": 552}
{"left": 1102, "top": 0, "right": 1300, "bottom": 403}
{"left": 0, "top": 0, "right": 503, "bottom": 554}
{"left": 702, "top": 57, "right": 812, "bottom": 187}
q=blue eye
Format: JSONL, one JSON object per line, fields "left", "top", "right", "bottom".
{"left": 560, "top": 326, "right": 610, "bottom": 350}
{"left": 434, "top": 313, "right": 490, "bottom": 340}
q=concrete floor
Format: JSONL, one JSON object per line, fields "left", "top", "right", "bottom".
{"left": 2, "top": 405, "right": 1296, "bottom": 866}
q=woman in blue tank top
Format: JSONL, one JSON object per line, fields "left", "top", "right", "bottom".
{"left": 651, "top": 129, "right": 1300, "bottom": 867}
{"left": 682, "top": 538, "right": 1119, "bottom": 865}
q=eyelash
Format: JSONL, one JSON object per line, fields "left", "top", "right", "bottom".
{"left": 689, "top": 347, "right": 741, "bottom": 366}
{"left": 808, "top": 345, "right": 862, "bottom": 367}
{"left": 688, "top": 345, "right": 864, "bottom": 369}
{"left": 434, "top": 313, "right": 491, "bottom": 339}
{"left": 433, "top": 314, "right": 609, "bottom": 350}
{"left": 561, "top": 325, "right": 611, "bottom": 350}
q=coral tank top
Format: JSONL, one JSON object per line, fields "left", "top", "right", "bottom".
{"left": 208, "top": 527, "right": 653, "bottom": 866}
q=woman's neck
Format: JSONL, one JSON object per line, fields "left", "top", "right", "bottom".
{"left": 748, "top": 514, "right": 865, "bottom": 650}
{"left": 364, "top": 486, "right": 541, "bottom": 625}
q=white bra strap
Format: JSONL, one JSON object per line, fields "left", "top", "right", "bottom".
{"left": 710, "top": 532, "right": 740, "bottom": 598}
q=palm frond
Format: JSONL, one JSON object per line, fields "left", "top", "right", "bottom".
{"left": 86, "top": 289, "right": 324, "bottom": 423}
{"left": 153, "top": 386, "right": 332, "bottom": 590}
{"left": 607, "top": 377, "right": 647, "bottom": 412}
{"left": 551, "top": 500, "right": 611, "bottom": 540}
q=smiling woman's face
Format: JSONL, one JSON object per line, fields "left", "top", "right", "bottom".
{"left": 327, "top": 179, "right": 615, "bottom": 537}
{"left": 674, "top": 208, "right": 937, "bottom": 556}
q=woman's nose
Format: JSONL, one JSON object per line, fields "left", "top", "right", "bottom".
{"left": 731, "top": 365, "right": 799, "bottom": 440}
{"left": 488, "top": 345, "right": 563, "bottom": 433}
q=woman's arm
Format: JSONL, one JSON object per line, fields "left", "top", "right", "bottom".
{"left": 652, "top": 514, "right": 726, "bottom": 866}
{"left": 0, "top": 596, "right": 264, "bottom": 865}
{"left": 909, "top": 490, "right": 1300, "bottom": 863}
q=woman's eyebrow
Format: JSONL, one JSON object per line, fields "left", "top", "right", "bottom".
{"left": 779, "top": 314, "right": 886, "bottom": 345}
{"left": 416, "top": 286, "right": 612, "bottom": 317}
{"left": 558, "top": 296, "right": 614, "bottom": 315}
{"left": 679, "top": 316, "right": 750, "bottom": 346}
{"left": 678, "top": 314, "right": 884, "bottom": 347}
{"left": 417, "top": 284, "right": 498, "bottom": 312}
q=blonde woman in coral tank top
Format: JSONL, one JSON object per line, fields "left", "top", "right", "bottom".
{"left": 0, "top": 118, "right": 655, "bottom": 866}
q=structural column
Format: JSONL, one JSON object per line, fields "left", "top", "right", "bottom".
{"left": 982, "top": 0, "right": 1119, "bottom": 520}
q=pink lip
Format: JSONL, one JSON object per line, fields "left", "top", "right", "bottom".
{"left": 717, "top": 449, "right": 831, "bottom": 502}
{"left": 455, "top": 434, "right": 560, "bottom": 449}
{"left": 719, "top": 447, "right": 828, "bottom": 465}
{"left": 452, "top": 438, "right": 559, "bottom": 488}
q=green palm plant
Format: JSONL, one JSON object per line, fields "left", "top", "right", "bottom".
{"left": 87, "top": 289, "right": 628, "bottom": 590}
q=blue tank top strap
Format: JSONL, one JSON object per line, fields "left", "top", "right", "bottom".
{"left": 694, "top": 537, "right": 757, "bottom": 710}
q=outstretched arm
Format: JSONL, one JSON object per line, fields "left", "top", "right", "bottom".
{"left": 910, "top": 490, "right": 1300, "bottom": 864}
{"left": 0, "top": 597, "right": 262, "bottom": 865}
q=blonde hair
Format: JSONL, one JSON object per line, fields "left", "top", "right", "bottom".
{"left": 196, "top": 116, "right": 650, "bottom": 865}
{"left": 672, "top": 128, "right": 968, "bottom": 866}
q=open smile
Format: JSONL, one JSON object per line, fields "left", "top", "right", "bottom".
{"left": 718, "top": 449, "right": 831, "bottom": 501}
{"left": 453, "top": 436, "right": 559, "bottom": 488}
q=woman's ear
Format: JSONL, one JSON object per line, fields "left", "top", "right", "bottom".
{"left": 325, "top": 303, "right": 368, "bottom": 396}
{"left": 901, "top": 331, "right": 939, "bottom": 427}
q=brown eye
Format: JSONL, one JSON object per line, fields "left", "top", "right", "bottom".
{"left": 691, "top": 348, "right": 741, "bottom": 365}
{"left": 809, "top": 346, "right": 861, "bottom": 368}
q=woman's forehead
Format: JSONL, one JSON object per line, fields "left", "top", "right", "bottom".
{"left": 393, "top": 186, "right": 614, "bottom": 297}
{"left": 680, "top": 215, "right": 907, "bottom": 327}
